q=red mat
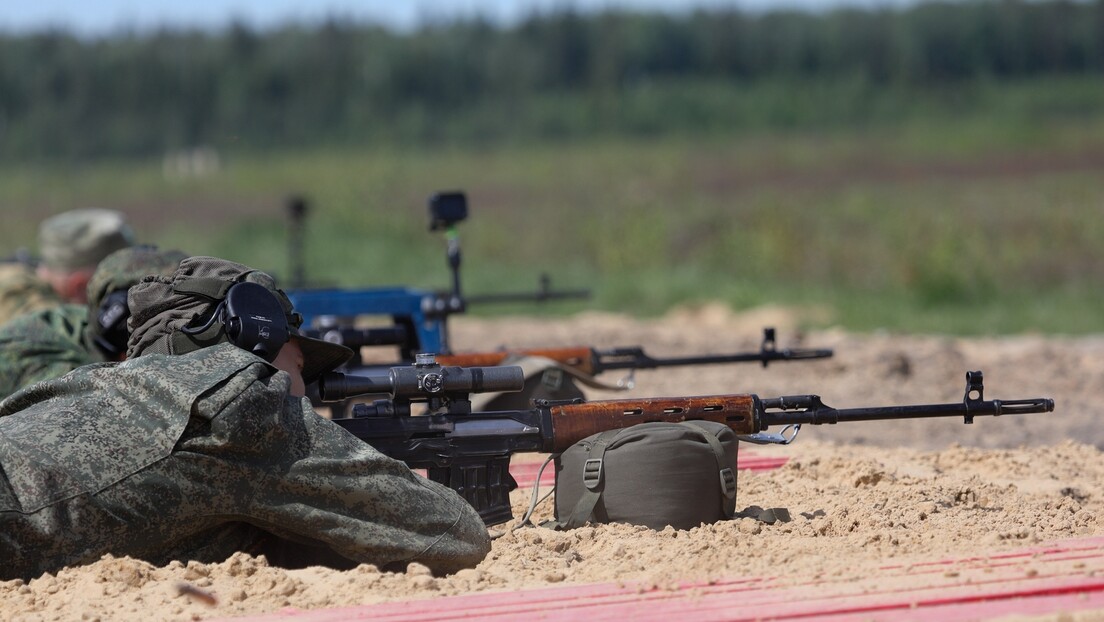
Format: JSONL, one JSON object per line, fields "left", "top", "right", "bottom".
{"left": 218, "top": 537, "right": 1104, "bottom": 621}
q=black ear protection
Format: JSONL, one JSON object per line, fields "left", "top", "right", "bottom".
{"left": 181, "top": 281, "right": 290, "bottom": 362}
{"left": 93, "top": 288, "right": 131, "bottom": 358}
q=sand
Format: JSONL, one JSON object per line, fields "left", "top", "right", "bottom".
{"left": 2, "top": 305, "right": 1101, "bottom": 621}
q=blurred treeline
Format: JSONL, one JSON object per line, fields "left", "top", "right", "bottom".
{"left": 2, "top": 0, "right": 1103, "bottom": 160}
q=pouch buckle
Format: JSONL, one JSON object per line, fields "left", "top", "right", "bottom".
{"left": 719, "top": 467, "right": 737, "bottom": 499}
{"left": 583, "top": 458, "right": 603, "bottom": 490}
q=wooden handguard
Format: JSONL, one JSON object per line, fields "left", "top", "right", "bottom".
{"left": 546, "top": 394, "right": 759, "bottom": 451}
{"left": 435, "top": 346, "right": 597, "bottom": 374}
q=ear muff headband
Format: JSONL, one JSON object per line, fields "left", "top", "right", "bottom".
{"left": 181, "top": 281, "right": 290, "bottom": 362}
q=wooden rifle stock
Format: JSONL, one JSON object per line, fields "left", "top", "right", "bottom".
{"left": 544, "top": 395, "right": 759, "bottom": 452}
{"left": 435, "top": 347, "right": 597, "bottom": 374}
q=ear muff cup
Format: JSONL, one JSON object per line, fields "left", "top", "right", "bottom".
{"left": 222, "top": 281, "right": 290, "bottom": 362}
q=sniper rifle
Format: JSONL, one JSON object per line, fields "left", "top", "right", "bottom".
{"left": 429, "top": 327, "right": 832, "bottom": 388}
{"left": 320, "top": 357, "right": 1055, "bottom": 526}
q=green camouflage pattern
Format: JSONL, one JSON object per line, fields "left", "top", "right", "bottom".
{"left": 0, "top": 342, "right": 490, "bottom": 581}
{"left": 0, "top": 263, "right": 62, "bottom": 325}
{"left": 0, "top": 304, "right": 101, "bottom": 401}
{"left": 38, "top": 208, "right": 135, "bottom": 270}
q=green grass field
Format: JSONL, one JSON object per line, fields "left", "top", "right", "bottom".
{"left": 3, "top": 83, "right": 1103, "bottom": 336}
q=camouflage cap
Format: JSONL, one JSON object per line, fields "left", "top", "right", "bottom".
{"left": 126, "top": 256, "right": 353, "bottom": 383}
{"left": 39, "top": 208, "right": 136, "bottom": 271}
{"left": 84, "top": 246, "right": 189, "bottom": 358}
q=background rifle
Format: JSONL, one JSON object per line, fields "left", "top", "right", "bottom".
{"left": 320, "top": 361, "right": 1055, "bottom": 526}
{"left": 307, "top": 325, "right": 836, "bottom": 376}
{"left": 431, "top": 327, "right": 832, "bottom": 381}
{"left": 317, "top": 327, "right": 832, "bottom": 417}
{"left": 285, "top": 192, "right": 590, "bottom": 358}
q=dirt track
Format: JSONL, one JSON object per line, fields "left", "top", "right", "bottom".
{"left": 2, "top": 306, "right": 1101, "bottom": 621}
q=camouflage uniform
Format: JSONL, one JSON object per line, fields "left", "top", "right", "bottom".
{"left": 0, "top": 263, "right": 61, "bottom": 325}
{"left": 0, "top": 247, "right": 185, "bottom": 401}
{"left": 0, "top": 256, "right": 491, "bottom": 581}
{"left": 0, "top": 304, "right": 99, "bottom": 401}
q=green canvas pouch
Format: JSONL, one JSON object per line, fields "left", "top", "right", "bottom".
{"left": 551, "top": 420, "right": 738, "bottom": 530}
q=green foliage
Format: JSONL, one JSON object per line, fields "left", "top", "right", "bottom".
{"left": 1, "top": 2, "right": 1103, "bottom": 160}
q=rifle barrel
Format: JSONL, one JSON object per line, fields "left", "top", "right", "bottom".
{"left": 466, "top": 289, "right": 592, "bottom": 305}
{"left": 761, "top": 396, "right": 1054, "bottom": 427}
{"left": 593, "top": 347, "right": 834, "bottom": 372}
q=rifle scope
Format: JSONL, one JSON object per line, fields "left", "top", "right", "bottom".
{"left": 318, "top": 361, "right": 524, "bottom": 402}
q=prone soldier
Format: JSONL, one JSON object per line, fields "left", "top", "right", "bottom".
{"left": 0, "top": 256, "right": 490, "bottom": 581}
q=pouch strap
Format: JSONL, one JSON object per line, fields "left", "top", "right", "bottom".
{"left": 680, "top": 421, "right": 737, "bottom": 519}
{"left": 561, "top": 428, "right": 620, "bottom": 529}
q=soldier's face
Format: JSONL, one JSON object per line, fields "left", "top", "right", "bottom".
{"left": 273, "top": 338, "right": 307, "bottom": 397}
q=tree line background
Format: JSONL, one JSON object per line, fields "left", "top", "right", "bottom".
{"left": 1, "top": 0, "right": 1102, "bottom": 161}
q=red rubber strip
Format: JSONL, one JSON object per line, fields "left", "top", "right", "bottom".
{"left": 217, "top": 536, "right": 1104, "bottom": 622}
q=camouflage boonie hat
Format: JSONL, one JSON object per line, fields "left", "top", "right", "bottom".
{"left": 126, "top": 256, "right": 353, "bottom": 383}
{"left": 39, "top": 208, "right": 136, "bottom": 271}
{"left": 84, "top": 246, "right": 189, "bottom": 358}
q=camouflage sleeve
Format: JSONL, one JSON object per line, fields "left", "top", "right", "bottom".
{"left": 186, "top": 370, "right": 491, "bottom": 575}
{"left": 0, "top": 307, "right": 95, "bottom": 402}
{"left": 0, "top": 264, "right": 61, "bottom": 326}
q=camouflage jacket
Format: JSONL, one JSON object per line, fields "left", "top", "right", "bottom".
{"left": 0, "top": 263, "right": 61, "bottom": 326}
{"left": 0, "top": 304, "right": 103, "bottom": 401}
{"left": 0, "top": 343, "right": 490, "bottom": 581}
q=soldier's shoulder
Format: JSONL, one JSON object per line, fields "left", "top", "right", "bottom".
{"left": 120, "top": 343, "right": 276, "bottom": 391}
{"left": 2, "top": 344, "right": 272, "bottom": 418}
{"left": 130, "top": 342, "right": 264, "bottom": 368}
{"left": 0, "top": 264, "right": 61, "bottom": 325}
{"left": 0, "top": 304, "right": 88, "bottom": 344}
